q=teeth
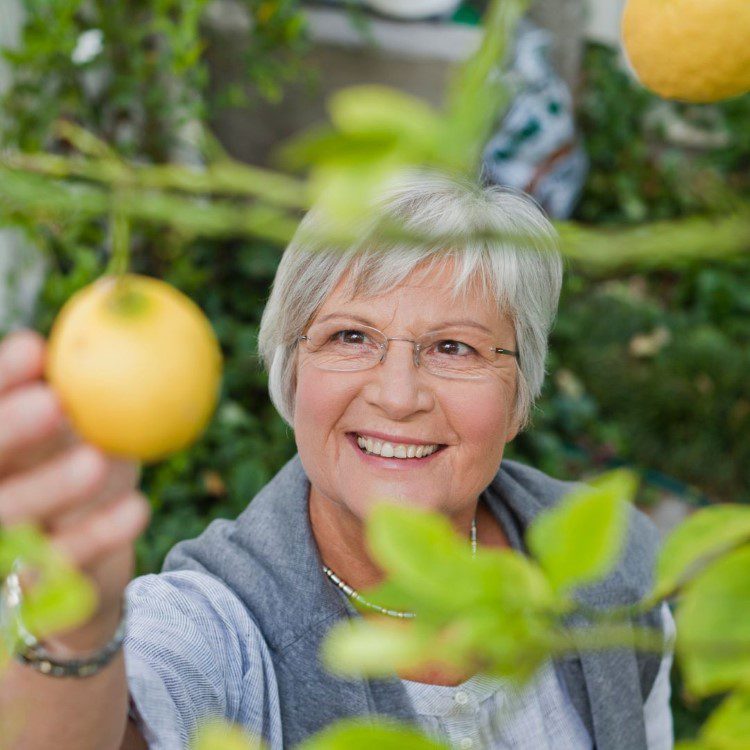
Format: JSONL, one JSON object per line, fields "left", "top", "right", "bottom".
{"left": 355, "top": 434, "right": 440, "bottom": 459}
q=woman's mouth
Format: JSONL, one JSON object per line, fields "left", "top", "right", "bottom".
{"left": 347, "top": 432, "right": 446, "bottom": 462}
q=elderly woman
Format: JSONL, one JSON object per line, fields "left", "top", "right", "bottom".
{"left": 0, "top": 173, "right": 673, "bottom": 750}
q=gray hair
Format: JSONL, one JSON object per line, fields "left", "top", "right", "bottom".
{"left": 258, "top": 172, "right": 563, "bottom": 429}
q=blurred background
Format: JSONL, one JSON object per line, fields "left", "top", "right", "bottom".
{"left": 1, "top": 0, "right": 748, "bottom": 739}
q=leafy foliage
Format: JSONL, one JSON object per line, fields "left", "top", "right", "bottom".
{"left": 512, "top": 45, "right": 750, "bottom": 505}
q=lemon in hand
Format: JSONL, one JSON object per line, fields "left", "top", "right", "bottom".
{"left": 46, "top": 274, "right": 223, "bottom": 463}
{"left": 622, "top": 0, "right": 750, "bottom": 103}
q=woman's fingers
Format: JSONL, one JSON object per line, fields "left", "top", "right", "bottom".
{"left": 47, "top": 455, "right": 142, "bottom": 532}
{"left": 50, "top": 490, "right": 151, "bottom": 569}
{"left": 0, "top": 384, "right": 66, "bottom": 476}
{"left": 0, "top": 444, "right": 109, "bottom": 526}
{"left": 0, "top": 329, "right": 46, "bottom": 396}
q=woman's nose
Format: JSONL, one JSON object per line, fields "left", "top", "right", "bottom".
{"left": 362, "top": 340, "right": 434, "bottom": 419}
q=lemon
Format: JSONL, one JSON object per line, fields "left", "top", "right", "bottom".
{"left": 46, "top": 274, "right": 223, "bottom": 463}
{"left": 622, "top": 0, "right": 750, "bottom": 103}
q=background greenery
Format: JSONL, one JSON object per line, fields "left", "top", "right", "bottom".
{"left": 3, "top": 1, "right": 749, "bottom": 740}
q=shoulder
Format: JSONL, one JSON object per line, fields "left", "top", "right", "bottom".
{"left": 126, "top": 570, "right": 272, "bottom": 673}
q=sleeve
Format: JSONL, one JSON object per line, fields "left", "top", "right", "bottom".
{"left": 644, "top": 601, "right": 676, "bottom": 750}
{"left": 123, "top": 570, "right": 282, "bottom": 750}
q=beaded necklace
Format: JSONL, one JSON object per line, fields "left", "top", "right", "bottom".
{"left": 322, "top": 516, "right": 478, "bottom": 619}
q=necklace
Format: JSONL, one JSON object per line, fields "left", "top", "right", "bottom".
{"left": 322, "top": 516, "right": 478, "bottom": 619}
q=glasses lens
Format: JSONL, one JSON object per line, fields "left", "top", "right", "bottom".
{"left": 302, "top": 321, "right": 384, "bottom": 371}
{"left": 418, "top": 329, "right": 506, "bottom": 379}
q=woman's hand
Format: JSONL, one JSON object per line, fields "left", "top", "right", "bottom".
{"left": 0, "top": 328, "right": 151, "bottom": 652}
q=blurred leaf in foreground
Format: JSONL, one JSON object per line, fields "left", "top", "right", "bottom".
{"left": 526, "top": 470, "right": 635, "bottom": 594}
{"left": 0, "top": 525, "right": 97, "bottom": 648}
{"left": 677, "top": 691, "right": 750, "bottom": 750}
{"left": 677, "top": 545, "right": 750, "bottom": 697}
{"left": 297, "top": 718, "right": 447, "bottom": 750}
{"left": 323, "top": 502, "right": 558, "bottom": 683}
{"left": 650, "top": 505, "right": 750, "bottom": 601}
{"left": 190, "top": 719, "right": 264, "bottom": 750}
{"left": 278, "top": 0, "right": 527, "bottom": 232}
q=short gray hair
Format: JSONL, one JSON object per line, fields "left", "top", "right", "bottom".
{"left": 258, "top": 172, "right": 563, "bottom": 429}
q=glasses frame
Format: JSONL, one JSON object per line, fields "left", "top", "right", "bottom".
{"left": 297, "top": 322, "right": 519, "bottom": 380}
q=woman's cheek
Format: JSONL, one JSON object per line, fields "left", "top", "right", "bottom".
{"left": 446, "top": 382, "right": 512, "bottom": 447}
{"left": 294, "top": 366, "right": 362, "bottom": 444}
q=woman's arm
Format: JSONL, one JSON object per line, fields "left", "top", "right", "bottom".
{"left": 0, "top": 608, "right": 137, "bottom": 750}
{"left": 123, "top": 570, "right": 282, "bottom": 749}
{"left": 0, "top": 331, "right": 149, "bottom": 750}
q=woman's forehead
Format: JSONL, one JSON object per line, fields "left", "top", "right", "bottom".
{"left": 335, "top": 255, "right": 476, "bottom": 299}
{"left": 317, "top": 261, "right": 510, "bottom": 333}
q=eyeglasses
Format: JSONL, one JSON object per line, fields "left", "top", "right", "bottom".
{"left": 297, "top": 320, "right": 519, "bottom": 381}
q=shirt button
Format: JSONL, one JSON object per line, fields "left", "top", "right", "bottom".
{"left": 459, "top": 738, "right": 474, "bottom": 749}
{"left": 454, "top": 690, "right": 470, "bottom": 706}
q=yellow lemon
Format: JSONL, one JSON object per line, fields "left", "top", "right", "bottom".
{"left": 46, "top": 274, "right": 223, "bottom": 463}
{"left": 622, "top": 0, "right": 750, "bottom": 103}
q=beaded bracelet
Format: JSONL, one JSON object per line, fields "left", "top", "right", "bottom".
{"left": 2, "top": 570, "right": 127, "bottom": 678}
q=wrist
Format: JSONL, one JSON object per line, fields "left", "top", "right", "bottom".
{"left": 40, "top": 603, "right": 124, "bottom": 658}
{"left": 3, "top": 572, "right": 128, "bottom": 677}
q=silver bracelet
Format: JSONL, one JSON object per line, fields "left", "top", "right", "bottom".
{"left": 1, "top": 569, "right": 127, "bottom": 678}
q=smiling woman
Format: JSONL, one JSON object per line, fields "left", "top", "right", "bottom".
{"left": 130, "top": 172, "right": 673, "bottom": 749}
{"left": 0, "top": 172, "right": 673, "bottom": 750}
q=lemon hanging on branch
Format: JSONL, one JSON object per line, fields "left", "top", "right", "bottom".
{"left": 46, "top": 274, "right": 223, "bottom": 463}
{"left": 622, "top": 0, "right": 750, "bottom": 103}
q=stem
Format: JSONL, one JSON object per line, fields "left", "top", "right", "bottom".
{"left": 0, "top": 152, "right": 308, "bottom": 209}
{"left": 443, "top": 0, "right": 531, "bottom": 172}
{"left": 105, "top": 207, "right": 131, "bottom": 277}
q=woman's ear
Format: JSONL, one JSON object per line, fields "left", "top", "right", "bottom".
{"left": 504, "top": 415, "right": 522, "bottom": 445}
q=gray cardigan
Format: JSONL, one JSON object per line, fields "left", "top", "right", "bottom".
{"left": 162, "top": 455, "right": 664, "bottom": 750}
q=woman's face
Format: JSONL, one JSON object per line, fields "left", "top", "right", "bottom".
{"left": 294, "top": 262, "right": 520, "bottom": 522}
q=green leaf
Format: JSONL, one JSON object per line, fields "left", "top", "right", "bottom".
{"left": 650, "top": 505, "right": 750, "bottom": 601}
{"left": 366, "top": 503, "right": 555, "bottom": 615}
{"left": 321, "top": 619, "right": 433, "bottom": 677}
{"left": 702, "top": 691, "right": 750, "bottom": 750}
{"left": 0, "top": 525, "right": 98, "bottom": 641}
{"left": 677, "top": 546, "right": 750, "bottom": 697}
{"left": 190, "top": 719, "right": 263, "bottom": 750}
{"left": 328, "top": 86, "right": 441, "bottom": 153}
{"left": 446, "top": 608, "right": 555, "bottom": 682}
{"left": 0, "top": 525, "right": 50, "bottom": 574}
{"left": 469, "top": 548, "right": 557, "bottom": 611}
{"left": 366, "top": 503, "right": 479, "bottom": 609}
{"left": 526, "top": 470, "right": 635, "bottom": 593}
{"left": 298, "top": 719, "right": 448, "bottom": 750}
{"left": 21, "top": 566, "right": 97, "bottom": 640}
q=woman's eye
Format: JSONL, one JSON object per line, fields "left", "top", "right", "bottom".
{"left": 334, "top": 329, "right": 368, "bottom": 345}
{"left": 435, "top": 340, "right": 474, "bottom": 356}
